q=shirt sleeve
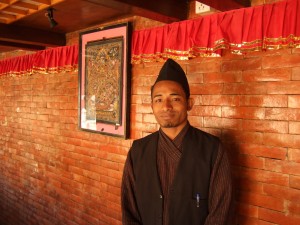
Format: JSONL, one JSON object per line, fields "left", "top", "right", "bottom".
{"left": 121, "top": 150, "right": 142, "bottom": 225}
{"left": 204, "top": 144, "right": 233, "bottom": 225}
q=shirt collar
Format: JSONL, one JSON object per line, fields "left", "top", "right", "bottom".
{"left": 159, "top": 122, "right": 190, "bottom": 150}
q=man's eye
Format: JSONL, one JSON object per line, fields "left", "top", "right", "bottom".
{"left": 172, "top": 98, "right": 180, "bottom": 101}
{"left": 154, "top": 99, "right": 162, "bottom": 103}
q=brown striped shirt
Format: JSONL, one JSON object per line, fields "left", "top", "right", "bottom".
{"left": 157, "top": 123, "right": 189, "bottom": 225}
{"left": 121, "top": 123, "right": 232, "bottom": 225}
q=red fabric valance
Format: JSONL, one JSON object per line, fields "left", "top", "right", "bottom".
{"left": 131, "top": 0, "right": 300, "bottom": 63}
{"left": 1, "top": 0, "right": 300, "bottom": 75}
{"left": 0, "top": 45, "right": 78, "bottom": 77}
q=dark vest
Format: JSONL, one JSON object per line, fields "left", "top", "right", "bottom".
{"left": 129, "top": 126, "right": 220, "bottom": 225}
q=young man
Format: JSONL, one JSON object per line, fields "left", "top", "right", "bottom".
{"left": 121, "top": 58, "right": 232, "bottom": 225}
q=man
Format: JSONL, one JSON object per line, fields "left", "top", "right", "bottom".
{"left": 121, "top": 58, "right": 232, "bottom": 225}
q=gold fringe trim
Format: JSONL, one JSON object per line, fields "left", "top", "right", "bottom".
{"left": 0, "top": 65, "right": 78, "bottom": 78}
{"left": 132, "top": 35, "right": 300, "bottom": 64}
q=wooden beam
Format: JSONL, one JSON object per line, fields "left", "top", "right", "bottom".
{"left": 0, "top": 40, "right": 45, "bottom": 51}
{"left": 88, "top": 0, "right": 188, "bottom": 23}
{"left": 0, "top": 24, "right": 66, "bottom": 48}
{"left": 115, "top": 0, "right": 188, "bottom": 20}
{"left": 196, "top": 0, "right": 251, "bottom": 12}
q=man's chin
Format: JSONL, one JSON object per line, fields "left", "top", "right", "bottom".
{"left": 160, "top": 123, "right": 175, "bottom": 128}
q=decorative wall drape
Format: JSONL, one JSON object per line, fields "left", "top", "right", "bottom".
{"left": 0, "top": 0, "right": 300, "bottom": 76}
{"left": 131, "top": 0, "right": 300, "bottom": 63}
{"left": 0, "top": 45, "right": 78, "bottom": 77}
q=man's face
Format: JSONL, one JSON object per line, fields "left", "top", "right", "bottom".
{"left": 151, "top": 80, "right": 192, "bottom": 129}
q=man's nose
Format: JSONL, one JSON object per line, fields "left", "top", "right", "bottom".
{"left": 162, "top": 99, "right": 172, "bottom": 110}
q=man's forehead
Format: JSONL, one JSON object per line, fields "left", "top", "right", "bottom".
{"left": 152, "top": 81, "right": 185, "bottom": 94}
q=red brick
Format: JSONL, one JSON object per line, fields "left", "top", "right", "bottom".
{"left": 222, "top": 106, "right": 265, "bottom": 119}
{"left": 204, "top": 71, "right": 242, "bottom": 83}
{"left": 290, "top": 175, "right": 300, "bottom": 189}
{"left": 292, "top": 67, "right": 300, "bottom": 80}
{"left": 240, "top": 144, "right": 287, "bottom": 160}
{"left": 282, "top": 161, "right": 300, "bottom": 176}
{"left": 235, "top": 178, "right": 263, "bottom": 194}
{"left": 265, "top": 108, "right": 300, "bottom": 121}
{"left": 222, "top": 58, "right": 262, "bottom": 72}
{"left": 190, "top": 95, "right": 202, "bottom": 105}
{"left": 190, "top": 83, "right": 223, "bottom": 94}
{"left": 258, "top": 208, "right": 287, "bottom": 225}
{"left": 238, "top": 191, "right": 284, "bottom": 212}
{"left": 259, "top": 207, "right": 300, "bottom": 225}
{"left": 243, "top": 68, "right": 291, "bottom": 82}
{"left": 288, "top": 95, "right": 300, "bottom": 108}
{"left": 257, "top": 220, "right": 276, "bottom": 225}
{"left": 263, "top": 54, "right": 300, "bottom": 69}
{"left": 236, "top": 202, "right": 258, "bottom": 217}
{"left": 108, "top": 137, "right": 132, "bottom": 148}
{"left": 263, "top": 183, "right": 300, "bottom": 202}
{"left": 131, "top": 95, "right": 142, "bottom": 104}
{"left": 143, "top": 113, "right": 156, "bottom": 123}
{"left": 204, "top": 117, "right": 243, "bottom": 129}
{"left": 133, "top": 121, "right": 158, "bottom": 133}
{"left": 263, "top": 133, "right": 300, "bottom": 148}
{"left": 235, "top": 167, "right": 289, "bottom": 186}
{"left": 187, "top": 73, "right": 203, "bottom": 84}
{"left": 190, "top": 105, "right": 221, "bottom": 117}
{"left": 223, "top": 83, "right": 267, "bottom": 94}
{"left": 187, "top": 59, "right": 221, "bottom": 73}
{"left": 236, "top": 215, "right": 275, "bottom": 225}
{"left": 231, "top": 154, "right": 264, "bottom": 169}
{"left": 133, "top": 86, "right": 151, "bottom": 95}
{"left": 133, "top": 104, "right": 152, "bottom": 114}
{"left": 265, "top": 158, "right": 300, "bottom": 176}
{"left": 80, "top": 140, "right": 99, "bottom": 149}
{"left": 242, "top": 120, "right": 288, "bottom": 133}
{"left": 222, "top": 131, "right": 264, "bottom": 145}
{"left": 202, "top": 95, "right": 240, "bottom": 106}
{"left": 188, "top": 115, "right": 203, "bottom": 127}
{"left": 264, "top": 158, "right": 284, "bottom": 173}
{"left": 200, "top": 127, "right": 221, "bottom": 136}
{"left": 267, "top": 81, "right": 300, "bottom": 94}
{"left": 288, "top": 201, "right": 300, "bottom": 216}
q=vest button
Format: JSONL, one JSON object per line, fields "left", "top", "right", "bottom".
{"left": 159, "top": 195, "right": 163, "bottom": 199}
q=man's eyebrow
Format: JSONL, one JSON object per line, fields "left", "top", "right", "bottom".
{"left": 153, "top": 94, "right": 162, "bottom": 98}
{"left": 153, "top": 93, "right": 180, "bottom": 98}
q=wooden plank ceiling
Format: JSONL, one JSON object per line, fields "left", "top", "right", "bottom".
{"left": 0, "top": 0, "right": 250, "bottom": 54}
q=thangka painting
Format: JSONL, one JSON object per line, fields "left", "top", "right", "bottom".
{"left": 85, "top": 37, "right": 123, "bottom": 125}
{"left": 79, "top": 23, "right": 130, "bottom": 139}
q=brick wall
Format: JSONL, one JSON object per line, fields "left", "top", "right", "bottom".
{"left": 131, "top": 50, "right": 300, "bottom": 225}
{"left": 1, "top": 46, "right": 299, "bottom": 225}
{"left": 1, "top": 3, "right": 300, "bottom": 225}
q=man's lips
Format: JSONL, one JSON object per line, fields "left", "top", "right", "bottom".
{"left": 159, "top": 113, "right": 175, "bottom": 119}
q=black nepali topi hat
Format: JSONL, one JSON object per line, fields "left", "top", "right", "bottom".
{"left": 153, "top": 58, "right": 190, "bottom": 98}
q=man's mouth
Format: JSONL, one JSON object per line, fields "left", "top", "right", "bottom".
{"left": 159, "top": 113, "right": 174, "bottom": 119}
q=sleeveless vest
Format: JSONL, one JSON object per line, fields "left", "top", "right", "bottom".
{"left": 129, "top": 126, "right": 220, "bottom": 225}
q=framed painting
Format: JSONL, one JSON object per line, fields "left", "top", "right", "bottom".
{"left": 78, "top": 23, "right": 131, "bottom": 138}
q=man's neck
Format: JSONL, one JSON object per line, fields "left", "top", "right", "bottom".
{"left": 160, "top": 122, "right": 188, "bottom": 140}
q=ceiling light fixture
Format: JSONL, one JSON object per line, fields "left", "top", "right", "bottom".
{"left": 45, "top": 7, "right": 58, "bottom": 28}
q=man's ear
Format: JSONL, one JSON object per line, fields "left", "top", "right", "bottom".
{"left": 187, "top": 98, "right": 194, "bottom": 111}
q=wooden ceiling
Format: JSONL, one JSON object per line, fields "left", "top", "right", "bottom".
{"left": 0, "top": 0, "right": 64, "bottom": 24}
{"left": 0, "top": 0, "right": 250, "bottom": 54}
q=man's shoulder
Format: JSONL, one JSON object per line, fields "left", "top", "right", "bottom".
{"left": 129, "top": 132, "right": 159, "bottom": 162}
{"left": 132, "top": 131, "right": 159, "bottom": 147}
{"left": 188, "top": 126, "right": 220, "bottom": 143}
